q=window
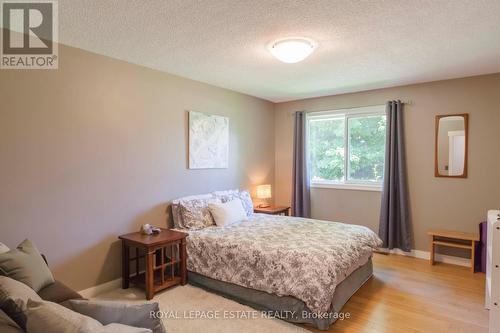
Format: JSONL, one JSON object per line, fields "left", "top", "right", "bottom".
{"left": 307, "top": 105, "right": 386, "bottom": 190}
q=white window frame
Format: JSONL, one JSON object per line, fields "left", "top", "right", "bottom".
{"left": 306, "top": 105, "right": 386, "bottom": 191}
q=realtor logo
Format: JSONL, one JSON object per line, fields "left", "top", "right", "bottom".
{"left": 1, "top": 0, "right": 58, "bottom": 69}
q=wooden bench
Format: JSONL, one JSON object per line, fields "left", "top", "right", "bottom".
{"left": 427, "top": 229, "right": 480, "bottom": 272}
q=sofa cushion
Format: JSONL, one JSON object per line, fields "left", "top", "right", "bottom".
{"left": 25, "top": 299, "right": 153, "bottom": 333}
{"left": 0, "top": 323, "right": 24, "bottom": 333}
{"left": 38, "top": 281, "right": 83, "bottom": 305}
{"left": 0, "top": 276, "right": 42, "bottom": 329}
{"left": 25, "top": 298, "right": 103, "bottom": 333}
{"left": 69, "top": 299, "right": 166, "bottom": 333}
{"left": 101, "top": 323, "right": 153, "bottom": 333}
{"left": 0, "top": 242, "right": 10, "bottom": 254}
{"left": 0, "top": 239, "right": 55, "bottom": 292}
{"left": 0, "top": 309, "right": 23, "bottom": 333}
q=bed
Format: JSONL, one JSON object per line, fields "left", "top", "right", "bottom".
{"left": 177, "top": 212, "right": 382, "bottom": 330}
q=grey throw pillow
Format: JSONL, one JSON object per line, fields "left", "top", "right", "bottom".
{"left": 0, "top": 276, "right": 42, "bottom": 329}
{"left": 179, "top": 198, "right": 220, "bottom": 229}
{"left": 0, "top": 239, "right": 55, "bottom": 292}
{"left": 25, "top": 299, "right": 153, "bottom": 333}
{"left": 69, "top": 299, "right": 166, "bottom": 333}
{"left": 171, "top": 193, "right": 215, "bottom": 229}
{"left": 0, "top": 308, "right": 23, "bottom": 333}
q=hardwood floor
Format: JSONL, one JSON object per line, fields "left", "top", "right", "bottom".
{"left": 302, "top": 253, "right": 488, "bottom": 333}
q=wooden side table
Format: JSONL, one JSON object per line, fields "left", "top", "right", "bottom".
{"left": 119, "top": 229, "right": 187, "bottom": 300}
{"left": 427, "top": 229, "right": 479, "bottom": 272}
{"left": 254, "top": 206, "right": 290, "bottom": 216}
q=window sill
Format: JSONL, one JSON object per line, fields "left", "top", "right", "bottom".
{"left": 311, "top": 182, "right": 382, "bottom": 192}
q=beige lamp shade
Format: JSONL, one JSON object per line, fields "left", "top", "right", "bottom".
{"left": 256, "top": 184, "right": 272, "bottom": 199}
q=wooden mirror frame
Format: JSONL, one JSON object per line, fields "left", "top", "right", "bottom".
{"left": 434, "top": 113, "right": 469, "bottom": 178}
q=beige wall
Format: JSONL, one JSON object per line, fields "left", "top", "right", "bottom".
{"left": 0, "top": 43, "right": 275, "bottom": 291}
{"left": 2, "top": 38, "right": 499, "bottom": 291}
{"left": 275, "top": 74, "right": 500, "bottom": 252}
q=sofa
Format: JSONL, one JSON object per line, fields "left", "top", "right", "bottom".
{"left": 0, "top": 281, "right": 84, "bottom": 332}
{"left": 37, "top": 254, "right": 85, "bottom": 306}
{"left": 0, "top": 254, "right": 84, "bottom": 332}
{"left": 0, "top": 243, "right": 166, "bottom": 333}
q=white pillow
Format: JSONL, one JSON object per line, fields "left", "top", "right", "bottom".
{"left": 212, "top": 190, "right": 254, "bottom": 217}
{"left": 211, "top": 189, "right": 239, "bottom": 197}
{"left": 238, "top": 190, "right": 255, "bottom": 216}
{"left": 208, "top": 199, "right": 247, "bottom": 227}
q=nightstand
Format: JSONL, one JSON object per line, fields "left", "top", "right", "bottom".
{"left": 254, "top": 206, "right": 290, "bottom": 216}
{"left": 119, "top": 228, "right": 187, "bottom": 300}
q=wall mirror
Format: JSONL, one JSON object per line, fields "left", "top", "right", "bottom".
{"left": 435, "top": 114, "right": 468, "bottom": 178}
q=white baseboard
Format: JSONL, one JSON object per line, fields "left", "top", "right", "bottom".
{"left": 78, "top": 248, "right": 471, "bottom": 298}
{"left": 79, "top": 277, "right": 121, "bottom": 299}
{"left": 383, "top": 248, "right": 471, "bottom": 267}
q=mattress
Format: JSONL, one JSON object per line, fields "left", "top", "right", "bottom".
{"left": 189, "top": 258, "right": 374, "bottom": 330}
{"left": 181, "top": 214, "right": 382, "bottom": 316}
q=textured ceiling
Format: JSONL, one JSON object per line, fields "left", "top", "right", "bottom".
{"left": 59, "top": 0, "right": 500, "bottom": 102}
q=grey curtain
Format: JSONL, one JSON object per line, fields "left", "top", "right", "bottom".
{"left": 292, "top": 111, "right": 311, "bottom": 218}
{"left": 379, "top": 100, "right": 411, "bottom": 252}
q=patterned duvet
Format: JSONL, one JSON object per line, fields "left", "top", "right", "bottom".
{"left": 184, "top": 214, "right": 382, "bottom": 315}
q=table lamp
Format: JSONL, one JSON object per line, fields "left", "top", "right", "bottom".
{"left": 256, "top": 184, "right": 272, "bottom": 208}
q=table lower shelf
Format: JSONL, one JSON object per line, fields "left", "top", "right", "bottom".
{"left": 429, "top": 233, "right": 477, "bottom": 272}
{"left": 432, "top": 240, "right": 473, "bottom": 250}
{"left": 129, "top": 271, "right": 182, "bottom": 293}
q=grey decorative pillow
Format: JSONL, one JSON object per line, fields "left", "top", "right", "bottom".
{"left": 0, "top": 239, "right": 55, "bottom": 292}
{"left": 171, "top": 193, "right": 214, "bottom": 229}
{"left": 25, "top": 299, "right": 153, "bottom": 333}
{"left": 0, "top": 276, "right": 42, "bottom": 329}
{"left": 179, "top": 198, "right": 220, "bottom": 229}
{"left": 69, "top": 299, "right": 166, "bottom": 333}
{"left": 170, "top": 203, "right": 183, "bottom": 229}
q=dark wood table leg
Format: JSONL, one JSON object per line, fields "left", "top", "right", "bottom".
{"left": 145, "top": 249, "right": 155, "bottom": 300}
{"left": 180, "top": 238, "right": 187, "bottom": 285}
{"left": 122, "top": 241, "right": 129, "bottom": 289}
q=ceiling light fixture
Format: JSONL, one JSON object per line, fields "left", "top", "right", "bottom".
{"left": 269, "top": 38, "right": 316, "bottom": 64}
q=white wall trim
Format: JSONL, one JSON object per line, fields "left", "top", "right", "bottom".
{"left": 311, "top": 182, "right": 382, "bottom": 192}
{"left": 78, "top": 248, "right": 471, "bottom": 299}
{"left": 78, "top": 277, "right": 121, "bottom": 299}
{"left": 381, "top": 248, "right": 471, "bottom": 267}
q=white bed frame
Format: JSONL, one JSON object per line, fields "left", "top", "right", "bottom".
{"left": 486, "top": 210, "right": 500, "bottom": 333}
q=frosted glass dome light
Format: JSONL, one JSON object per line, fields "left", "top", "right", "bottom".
{"left": 269, "top": 38, "right": 316, "bottom": 63}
